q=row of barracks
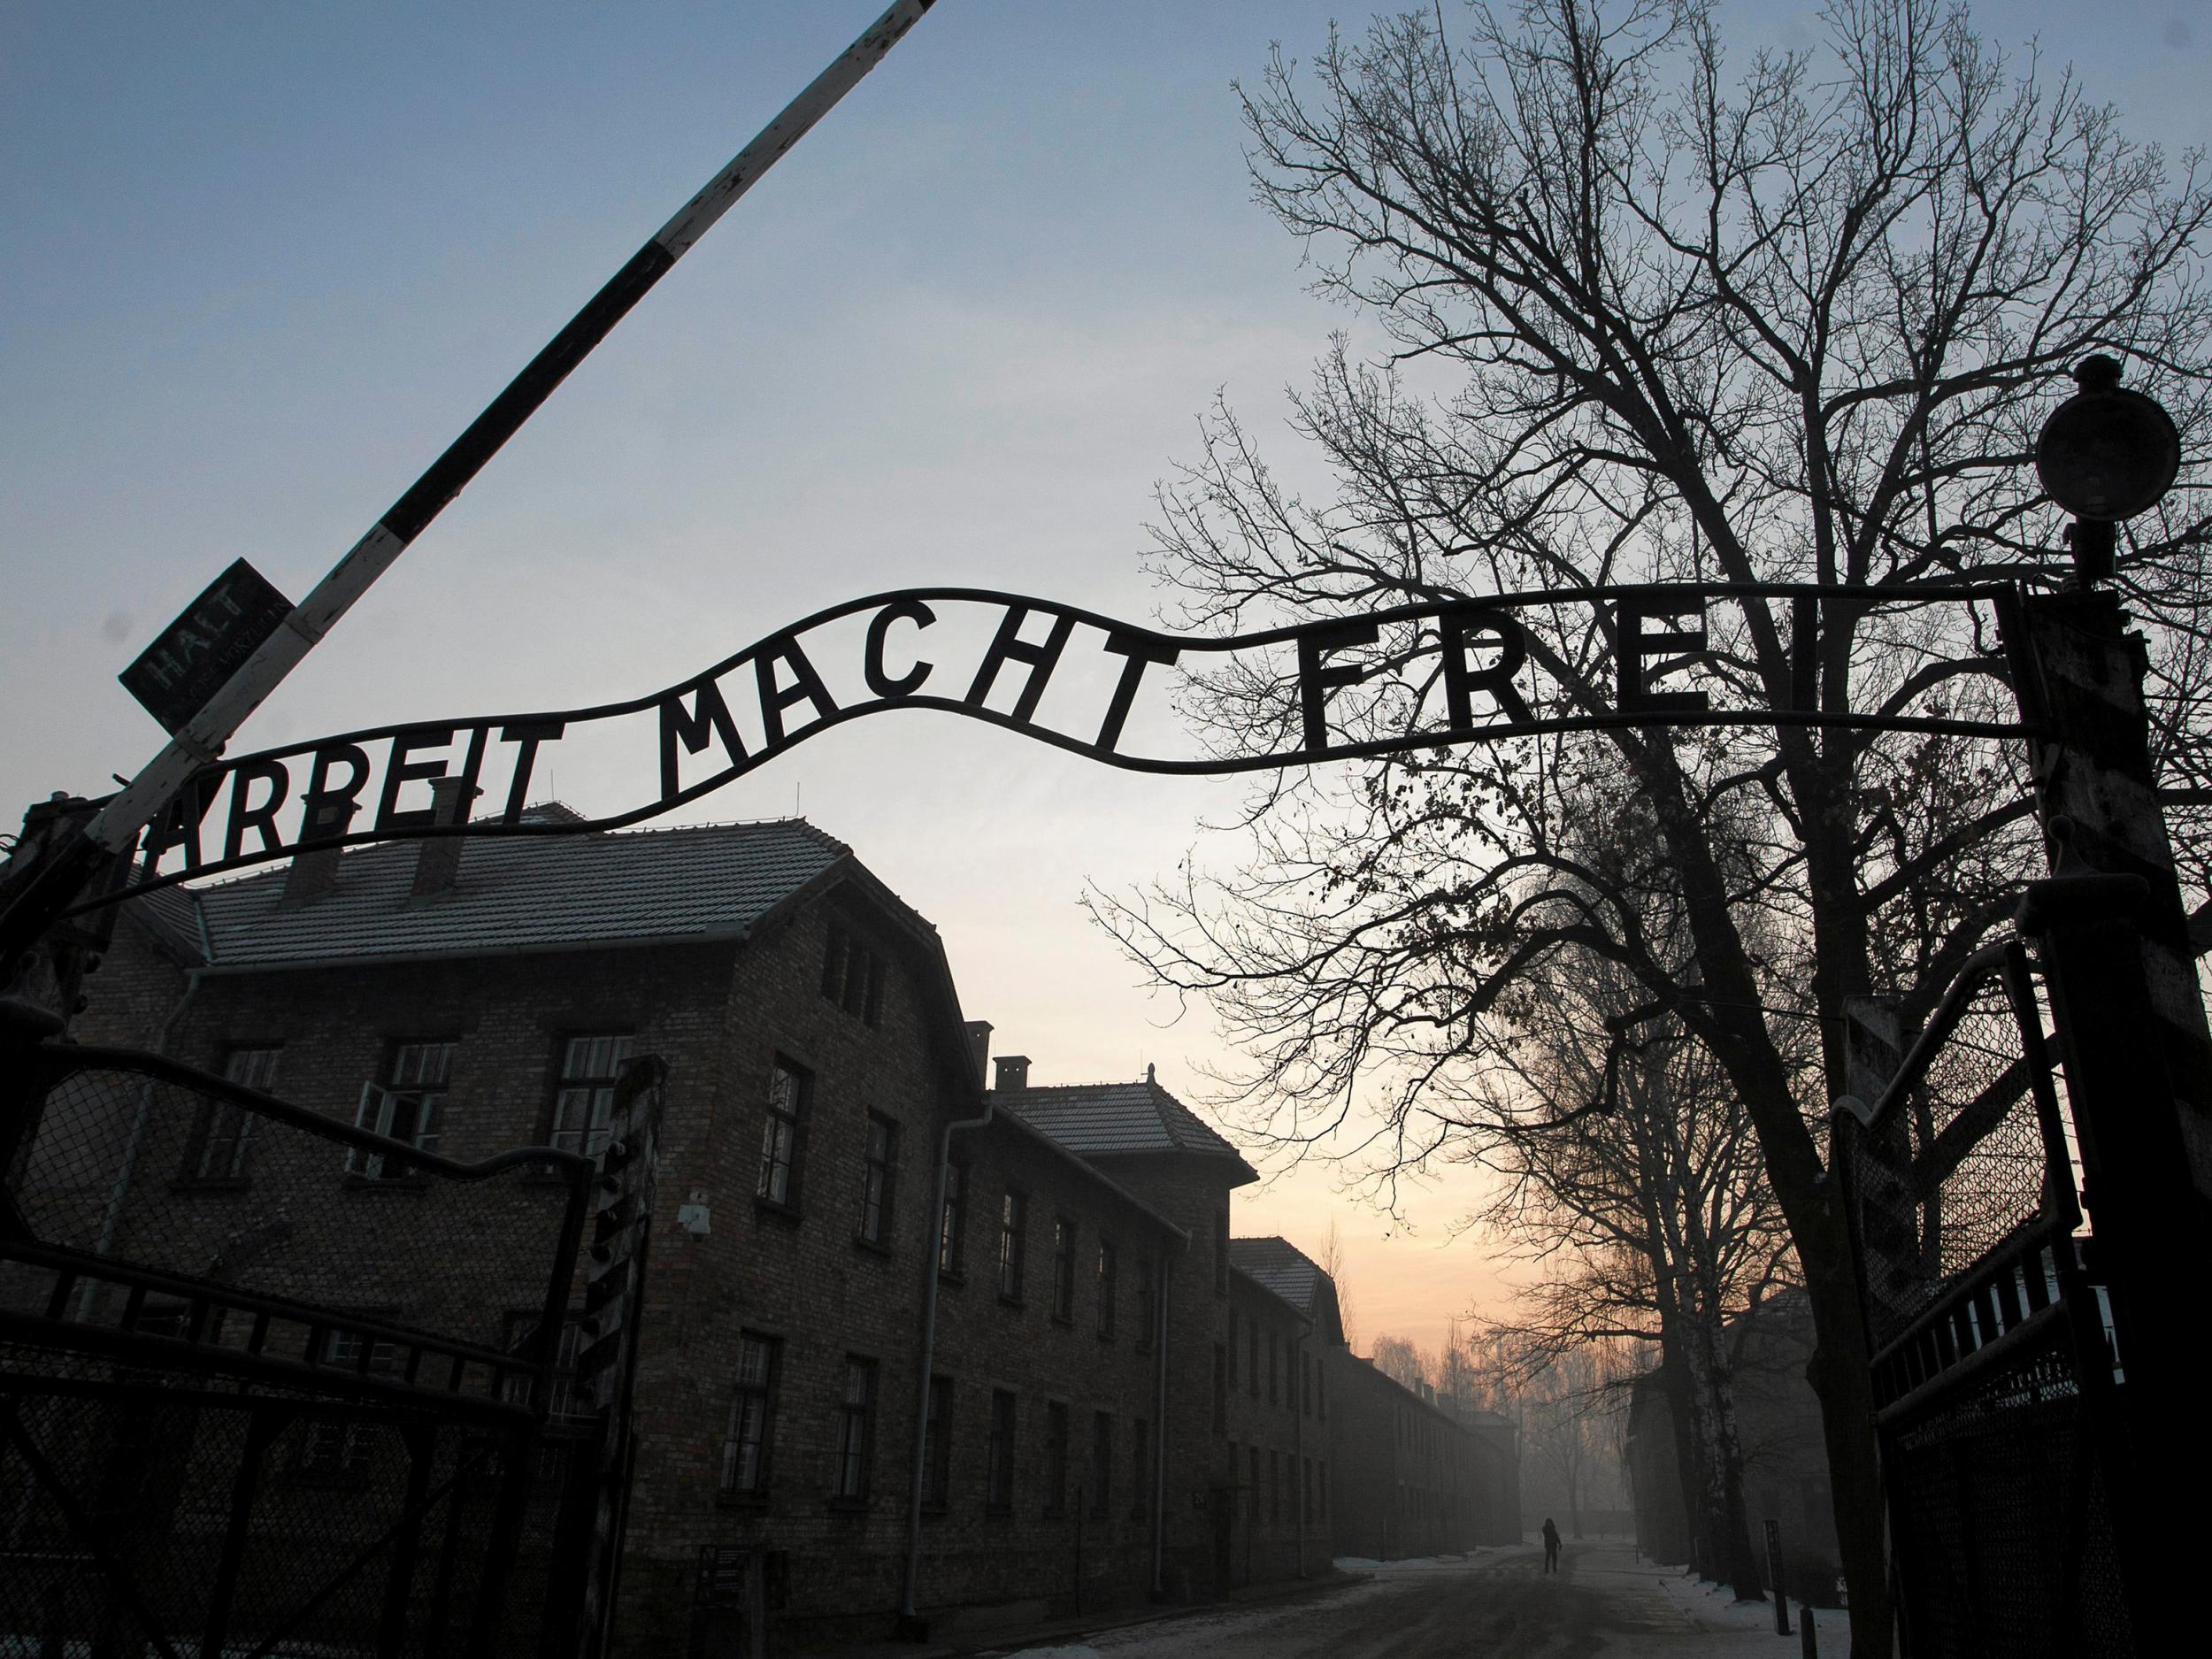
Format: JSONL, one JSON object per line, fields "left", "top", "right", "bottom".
{"left": 60, "top": 807, "right": 1518, "bottom": 1651}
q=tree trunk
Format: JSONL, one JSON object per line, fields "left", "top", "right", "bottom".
{"left": 1800, "top": 1210, "right": 1893, "bottom": 1659}
{"left": 1679, "top": 1308, "right": 1763, "bottom": 1600}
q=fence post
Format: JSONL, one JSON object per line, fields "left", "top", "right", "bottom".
{"left": 1763, "top": 1518, "right": 1791, "bottom": 1636}
{"left": 2003, "top": 586, "right": 2212, "bottom": 1640}
{"left": 569, "top": 1055, "right": 666, "bottom": 1659}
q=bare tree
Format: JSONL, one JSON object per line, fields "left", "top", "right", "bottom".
{"left": 1369, "top": 1331, "right": 1432, "bottom": 1392}
{"left": 1096, "top": 5, "right": 2212, "bottom": 1651}
{"left": 1317, "top": 1217, "right": 1360, "bottom": 1349}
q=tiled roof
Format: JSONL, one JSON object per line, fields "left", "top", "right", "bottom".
{"left": 158, "top": 815, "right": 851, "bottom": 970}
{"left": 996, "top": 1077, "right": 1249, "bottom": 1171}
{"left": 1228, "top": 1236, "right": 1325, "bottom": 1312}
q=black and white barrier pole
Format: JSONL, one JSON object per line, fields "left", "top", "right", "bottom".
{"left": 0, "top": 0, "right": 942, "bottom": 968}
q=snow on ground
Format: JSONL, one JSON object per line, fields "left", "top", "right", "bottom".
{"left": 1332, "top": 1548, "right": 1507, "bottom": 1573}
{"left": 987, "top": 1544, "right": 1854, "bottom": 1659}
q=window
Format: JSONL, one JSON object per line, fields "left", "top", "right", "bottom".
{"left": 299, "top": 1327, "right": 400, "bottom": 1476}
{"left": 549, "top": 1034, "right": 635, "bottom": 1156}
{"left": 1212, "top": 1344, "right": 1227, "bottom": 1436}
{"left": 1248, "top": 1446, "right": 1261, "bottom": 1519}
{"left": 833, "top": 1356, "right": 877, "bottom": 1502}
{"left": 1095, "top": 1242, "right": 1118, "bottom": 1340}
{"left": 186, "top": 1045, "right": 279, "bottom": 1182}
{"left": 939, "top": 1161, "right": 969, "bottom": 1277}
{"left": 503, "top": 1311, "right": 588, "bottom": 1422}
{"left": 757, "top": 1057, "right": 809, "bottom": 1210}
{"left": 1050, "top": 1217, "right": 1077, "bottom": 1323}
{"left": 987, "top": 1390, "right": 1017, "bottom": 1514}
{"left": 987, "top": 1398, "right": 1018, "bottom": 1513}
{"left": 1267, "top": 1330, "right": 1279, "bottom": 1405}
{"left": 349, "top": 1041, "right": 453, "bottom": 1179}
{"left": 1248, "top": 1320, "right": 1259, "bottom": 1397}
{"left": 1302, "top": 1456, "right": 1314, "bottom": 1522}
{"left": 1317, "top": 1363, "right": 1326, "bottom": 1422}
{"left": 721, "top": 1333, "right": 780, "bottom": 1496}
{"left": 922, "top": 1375, "right": 952, "bottom": 1510}
{"left": 858, "top": 1112, "right": 899, "bottom": 1245}
{"left": 1129, "top": 1418, "right": 1150, "bottom": 1518}
{"left": 997, "top": 1191, "right": 1027, "bottom": 1303}
{"left": 1226, "top": 1309, "right": 1238, "bottom": 1386}
{"left": 821, "top": 921, "right": 885, "bottom": 1025}
{"left": 1270, "top": 1449, "right": 1280, "bottom": 1524}
{"left": 1214, "top": 1210, "right": 1229, "bottom": 1296}
{"left": 1090, "top": 1412, "right": 1113, "bottom": 1517}
{"left": 1302, "top": 1351, "right": 1314, "bottom": 1416}
{"left": 1043, "top": 1400, "right": 1069, "bottom": 1517}
{"left": 1319, "top": 1460, "right": 1329, "bottom": 1517}
{"left": 1136, "top": 1258, "right": 1156, "bottom": 1354}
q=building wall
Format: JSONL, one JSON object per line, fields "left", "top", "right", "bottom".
{"left": 1325, "top": 1353, "right": 1497, "bottom": 1561}
{"left": 55, "top": 884, "right": 1349, "bottom": 1651}
{"left": 913, "top": 1117, "right": 1178, "bottom": 1628}
{"left": 1216, "top": 1279, "right": 1331, "bottom": 1588}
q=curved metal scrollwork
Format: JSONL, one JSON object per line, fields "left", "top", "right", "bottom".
{"left": 110, "top": 580, "right": 2019, "bottom": 898}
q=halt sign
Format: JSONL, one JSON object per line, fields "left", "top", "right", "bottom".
{"left": 119, "top": 558, "right": 295, "bottom": 735}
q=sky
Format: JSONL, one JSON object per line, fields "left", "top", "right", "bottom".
{"left": 5, "top": 0, "right": 2210, "bottom": 1362}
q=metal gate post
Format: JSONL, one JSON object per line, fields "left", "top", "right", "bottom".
{"left": 379, "top": 1425, "right": 438, "bottom": 1659}
{"left": 199, "top": 1408, "right": 284, "bottom": 1659}
{"left": 2002, "top": 587, "right": 2212, "bottom": 1648}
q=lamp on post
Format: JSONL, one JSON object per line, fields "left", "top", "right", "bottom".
{"left": 2033, "top": 353, "right": 2180, "bottom": 586}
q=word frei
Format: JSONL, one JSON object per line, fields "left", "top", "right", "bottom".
{"left": 126, "top": 585, "right": 1928, "bottom": 887}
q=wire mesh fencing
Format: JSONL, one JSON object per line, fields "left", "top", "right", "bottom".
{"left": 0, "top": 1038, "right": 622, "bottom": 1659}
{"left": 1832, "top": 938, "right": 2133, "bottom": 1658}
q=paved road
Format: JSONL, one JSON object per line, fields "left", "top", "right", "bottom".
{"left": 994, "top": 1542, "right": 1826, "bottom": 1659}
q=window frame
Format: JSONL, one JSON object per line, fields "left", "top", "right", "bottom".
{"left": 756, "top": 1056, "right": 811, "bottom": 1214}
{"left": 502, "top": 1310, "right": 588, "bottom": 1424}
{"left": 1129, "top": 1417, "right": 1150, "bottom": 1520}
{"left": 996, "top": 1189, "right": 1028, "bottom": 1306}
{"left": 832, "top": 1355, "right": 879, "bottom": 1506}
{"left": 1089, "top": 1410, "right": 1113, "bottom": 1518}
{"left": 857, "top": 1110, "right": 899, "bottom": 1248}
{"left": 547, "top": 1033, "right": 637, "bottom": 1158}
{"left": 296, "top": 1323, "right": 402, "bottom": 1481}
{"left": 986, "top": 1389, "right": 1018, "bottom": 1516}
{"left": 1049, "top": 1215, "right": 1078, "bottom": 1325}
{"left": 182, "top": 1043, "right": 280, "bottom": 1186}
{"left": 821, "top": 920, "right": 886, "bottom": 1027}
{"left": 720, "top": 1331, "right": 780, "bottom": 1500}
{"left": 347, "top": 1039, "right": 455, "bottom": 1181}
{"left": 938, "top": 1160, "right": 969, "bottom": 1279}
{"left": 1094, "top": 1240, "right": 1118, "bottom": 1340}
{"left": 1042, "top": 1399, "right": 1069, "bottom": 1518}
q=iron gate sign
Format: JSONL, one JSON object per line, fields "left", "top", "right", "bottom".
{"left": 117, "top": 580, "right": 2016, "bottom": 890}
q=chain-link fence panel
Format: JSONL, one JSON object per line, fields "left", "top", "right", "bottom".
{"left": 0, "top": 1334, "right": 599, "bottom": 1659}
{"left": 4, "top": 1048, "right": 592, "bottom": 1366}
{"left": 1833, "top": 939, "right": 2135, "bottom": 1659}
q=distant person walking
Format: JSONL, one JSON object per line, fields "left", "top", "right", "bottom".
{"left": 1541, "top": 1517, "right": 1562, "bottom": 1574}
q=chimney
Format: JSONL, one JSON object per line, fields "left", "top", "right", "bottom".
{"left": 963, "top": 1020, "right": 993, "bottom": 1087}
{"left": 994, "top": 1054, "right": 1030, "bottom": 1094}
{"left": 280, "top": 796, "right": 357, "bottom": 906}
{"left": 410, "top": 778, "right": 480, "bottom": 897}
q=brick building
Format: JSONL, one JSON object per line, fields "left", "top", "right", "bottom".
{"left": 1325, "top": 1348, "right": 1517, "bottom": 1559}
{"left": 979, "top": 1080, "right": 1344, "bottom": 1596}
{"left": 59, "top": 810, "right": 1379, "bottom": 1650}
